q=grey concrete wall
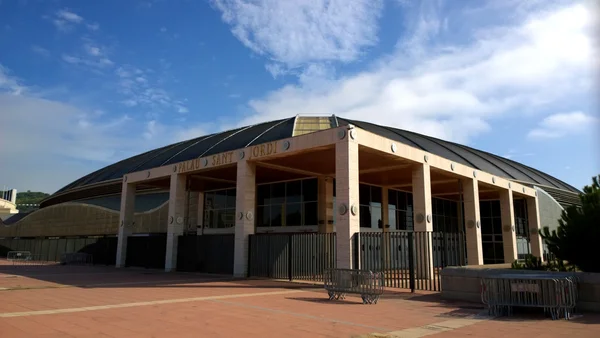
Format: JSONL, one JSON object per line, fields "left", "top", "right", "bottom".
{"left": 535, "top": 186, "right": 564, "bottom": 233}
{"left": 441, "top": 266, "right": 600, "bottom": 312}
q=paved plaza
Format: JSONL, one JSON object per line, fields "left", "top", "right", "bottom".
{"left": 0, "top": 262, "right": 598, "bottom": 338}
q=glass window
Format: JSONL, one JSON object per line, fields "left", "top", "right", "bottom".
{"left": 359, "top": 184, "right": 370, "bottom": 205}
{"left": 226, "top": 189, "right": 236, "bottom": 208}
{"left": 360, "top": 205, "right": 371, "bottom": 228}
{"left": 388, "top": 189, "right": 397, "bottom": 208}
{"left": 303, "top": 178, "right": 318, "bottom": 202}
{"left": 271, "top": 183, "right": 285, "bottom": 204}
{"left": 256, "top": 205, "right": 270, "bottom": 227}
{"left": 286, "top": 203, "right": 302, "bottom": 226}
{"left": 257, "top": 185, "right": 270, "bottom": 205}
{"left": 270, "top": 204, "right": 283, "bottom": 227}
{"left": 256, "top": 178, "right": 320, "bottom": 228}
{"left": 303, "top": 202, "right": 318, "bottom": 226}
{"left": 203, "top": 189, "right": 236, "bottom": 229}
{"left": 213, "top": 190, "right": 227, "bottom": 209}
{"left": 371, "top": 186, "right": 382, "bottom": 204}
{"left": 286, "top": 180, "right": 302, "bottom": 204}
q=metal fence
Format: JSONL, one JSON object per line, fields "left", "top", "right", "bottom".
{"left": 0, "top": 236, "right": 117, "bottom": 266}
{"left": 248, "top": 232, "right": 336, "bottom": 282}
{"left": 177, "top": 234, "right": 235, "bottom": 274}
{"left": 354, "top": 231, "right": 466, "bottom": 292}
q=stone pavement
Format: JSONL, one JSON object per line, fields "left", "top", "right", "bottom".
{"left": 0, "top": 262, "right": 598, "bottom": 337}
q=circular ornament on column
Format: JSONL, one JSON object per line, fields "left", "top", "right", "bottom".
{"left": 239, "top": 150, "right": 245, "bottom": 160}
{"left": 350, "top": 204, "right": 358, "bottom": 216}
{"left": 283, "top": 140, "right": 291, "bottom": 151}
{"left": 391, "top": 143, "right": 397, "bottom": 153}
{"left": 238, "top": 211, "right": 244, "bottom": 220}
{"left": 349, "top": 129, "right": 356, "bottom": 140}
{"left": 424, "top": 154, "right": 429, "bottom": 163}
{"left": 535, "top": 191, "right": 538, "bottom": 197}
{"left": 338, "top": 203, "right": 348, "bottom": 215}
{"left": 473, "top": 170, "right": 477, "bottom": 178}
{"left": 120, "top": 220, "right": 124, "bottom": 227}
{"left": 476, "top": 220, "right": 480, "bottom": 229}
{"left": 511, "top": 225, "right": 515, "bottom": 232}
{"left": 124, "top": 176, "right": 128, "bottom": 182}
{"left": 467, "top": 220, "right": 475, "bottom": 229}
{"left": 522, "top": 187, "right": 526, "bottom": 193}
{"left": 337, "top": 129, "right": 346, "bottom": 140}
{"left": 426, "top": 214, "right": 431, "bottom": 223}
{"left": 147, "top": 171, "right": 151, "bottom": 178}
{"left": 203, "top": 158, "right": 209, "bottom": 167}
{"left": 176, "top": 216, "right": 184, "bottom": 225}
{"left": 508, "top": 182, "right": 512, "bottom": 189}
{"left": 492, "top": 177, "right": 496, "bottom": 184}
{"left": 169, "top": 216, "right": 174, "bottom": 224}
{"left": 246, "top": 211, "right": 254, "bottom": 221}
{"left": 450, "top": 163, "right": 455, "bottom": 171}
{"left": 416, "top": 213, "right": 425, "bottom": 224}
{"left": 173, "top": 165, "right": 177, "bottom": 172}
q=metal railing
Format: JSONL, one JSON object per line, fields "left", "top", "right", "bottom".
{"left": 248, "top": 233, "right": 336, "bottom": 282}
{"left": 6, "top": 251, "right": 58, "bottom": 266}
{"left": 481, "top": 273, "right": 579, "bottom": 320}
{"left": 354, "top": 231, "right": 466, "bottom": 292}
{"left": 324, "top": 268, "right": 385, "bottom": 304}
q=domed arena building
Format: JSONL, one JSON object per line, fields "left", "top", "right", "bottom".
{"left": 0, "top": 115, "right": 580, "bottom": 288}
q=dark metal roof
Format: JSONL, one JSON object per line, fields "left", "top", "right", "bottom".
{"left": 48, "top": 116, "right": 579, "bottom": 202}
{"left": 336, "top": 118, "right": 579, "bottom": 193}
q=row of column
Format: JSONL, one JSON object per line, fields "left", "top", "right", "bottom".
{"left": 116, "top": 138, "right": 545, "bottom": 273}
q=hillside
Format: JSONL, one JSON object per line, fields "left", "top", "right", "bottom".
{"left": 0, "top": 190, "right": 49, "bottom": 213}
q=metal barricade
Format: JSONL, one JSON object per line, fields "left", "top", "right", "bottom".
{"left": 6, "top": 251, "right": 32, "bottom": 261}
{"left": 481, "top": 273, "right": 578, "bottom": 320}
{"left": 324, "top": 268, "right": 385, "bottom": 304}
{"left": 60, "top": 252, "right": 93, "bottom": 265}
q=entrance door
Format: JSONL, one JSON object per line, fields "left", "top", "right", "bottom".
{"left": 480, "top": 200, "right": 504, "bottom": 264}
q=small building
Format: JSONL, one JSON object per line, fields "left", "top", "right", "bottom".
{"left": 0, "top": 116, "right": 579, "bottom": 289}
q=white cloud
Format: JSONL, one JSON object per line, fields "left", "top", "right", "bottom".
{"left": 84, "top": 44, "right": 102, "bottom": 56}
{"left": 52, "top": 9, "right": 85, "bottom": 32}
{"left": 231, "top": 2, "right": 596, "bottom": 144}
{"left": 528, "top": 111, "right": 598, "bottom": 139}
{"left": 0, "top": 65, "right": 26, "bottom": 95}
{"left": 62, "top": 54, "right": 113, "bottom": 69}
{"left": 31, "top": 45, "right": 50, "bottom": 57}
{"left": 210, "top": 0, "right": 383, "bottom": 75}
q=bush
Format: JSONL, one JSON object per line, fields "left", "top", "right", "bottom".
{"left": 511, "top": 254, "right": 571, "bottom": 272}
{"left": 540, "top": 175, "right": 600, "bottom": 273}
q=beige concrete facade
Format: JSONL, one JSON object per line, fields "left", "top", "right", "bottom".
{"left": 110, "top": 124, "right": 545, "bottom": 272}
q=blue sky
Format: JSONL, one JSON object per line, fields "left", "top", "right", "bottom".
{"left": 0, "top": 0, "right": 598, "bottom": 194}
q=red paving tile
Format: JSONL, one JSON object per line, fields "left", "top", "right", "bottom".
{"left": 0, "top": 263, "right": 599, "bottom": 338}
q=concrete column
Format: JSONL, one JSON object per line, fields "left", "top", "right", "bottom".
{"left": 9, "top": 189, "right": 17, "bottom": 204}
{"left": 463, "top": 178, "right": 483, "bottom": 265}
{"left": 196, "top": 192, "right": 204, "bottom": 235}
{"left": 233, "top": 160, "right": 256, "bottom": 277}
{"left": 164, "top": 173, "right": 187, "bottom": 272}
{"left": 335, "top": 133, "right": 360, "bottom": 269}
{"left": 412, "top": 163, "right": 434, "bottom": 279}
{"left": 527, "top": 196, "right": 545, "bottom": 262}
{"left": 318, "top": 177, "right": 334, "bottom": 233}
{"left": 500, "top": 189, "right": 518, "bottom": 263}
{"left": 116, "top": 181, "right": 136, "bottom": 268}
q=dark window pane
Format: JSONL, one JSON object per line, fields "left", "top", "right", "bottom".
{"left": 371, "top": 186, "right": 382, "bottom": 204}
{"left": 271, "top": 183, "right": 285, "bottom": 204}
{"left": 286, "top": 203, "right": 302, "bottom": 226}
{"left": 213, "top": 190, "right": 227, "bottom": 209}
{"left": 450, "top": 201, "right": 458, "bottom": 217}
{"left": 397, "top": 191, "right": 407, "bottom": 210}
{"left": 491, "top": 200, "right": 501, "bottom": 217}
{"left": 359, "top": 205, "right": 371, "bottom": 228}
{"left": 270, "top": 204, "right": 283, "bottom": 227}
{"left": 205, "top": 210, "right": 215, "bottom": 228}
{"left": 480, "top": 201, "right": 491, "bottom": 218}
{"left": 257, "top": 184, "right": 270, "bottom": 205}
{"left": 371, "top": 206, "right": 382, "bottom": 228}
{"left": 492, "top": 217, "right": 502, "bottom": 234}
{"left": 359, "top": 184, "right": 371, "bottom": 205}
{"left": 303, "top": 178, "right": 318, "bottom": 202}
{"left": 397, "top": 210, "right": 407, "bottom": 230}
{"left": 333, "top": 179, "right": 336, "bottom": 197}
{"left": 494, "top": 243, "right": 504, "bottom": 262}
{"left": 226, "top": 189, "right": 236, "bottom": 209}
{"left": 286, "top": 180, "right": 302, "bottom": 204}
{"left": 433, "top": 216, "right": 442, "bottom": 232}
{"left": 256, "top": 205, "right": 270, "bottom": 227}
{"left": 482, "top": 243, "right": 495, "bottom": 261}
{"left": 205, "top": 193, "right": 214, "bottom": 210}
{"left": 406, "top": 192, "right": 413, "bottom": 209}
{"left": 481, "top": 218, "right": 493, "bottom": 234}
{"left": 388, "top": 190, "right": 397, "bottom": 208}
{"left": 303, "top": 202, "right": 318, "bottom": 226}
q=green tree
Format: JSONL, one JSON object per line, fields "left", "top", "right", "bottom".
{"left": 540, "top": 175, "right": 600, "bottom": 272}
